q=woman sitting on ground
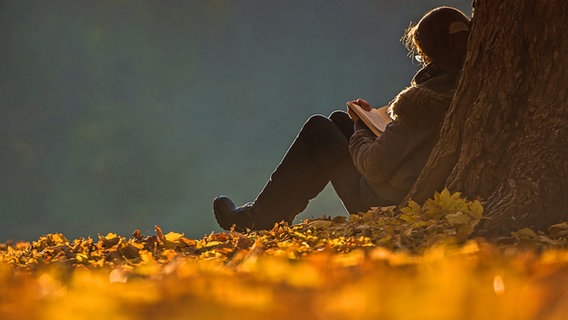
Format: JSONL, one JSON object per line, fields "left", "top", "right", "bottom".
{"left": 213, "top": 6, "right": 471, "bottom": 231}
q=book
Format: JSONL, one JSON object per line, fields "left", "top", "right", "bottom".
{"left": 346, "top": 102, "right": 393, "bottom": 136}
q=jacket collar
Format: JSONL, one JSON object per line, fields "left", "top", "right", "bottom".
{"left": 411, "top": 64, "right": 445, "bottom": 85}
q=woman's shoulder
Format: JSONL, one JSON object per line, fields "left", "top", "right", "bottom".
{"left": 391, "top": 84, "right": 453, "bottom": 114}
{"left": 389, "top": 72, "right": 455, "bottom": 127}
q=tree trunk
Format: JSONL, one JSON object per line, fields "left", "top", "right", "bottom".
{"left": 407, "top": 0, "right": 568, "bottom": 236}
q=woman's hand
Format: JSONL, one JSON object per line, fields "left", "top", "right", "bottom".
{"left": 351, "top": 98, "right": 372, "bottom": 111}
{"left": 347, "top": 98, "right": 372, "bottom": 122}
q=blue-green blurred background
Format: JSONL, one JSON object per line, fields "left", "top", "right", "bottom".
{"left": 0, "top": 0, "right": 470, "bottom": 241}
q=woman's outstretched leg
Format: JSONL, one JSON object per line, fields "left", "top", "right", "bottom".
{"left": 214, "top": 111, "right": 369, "bottom": 231}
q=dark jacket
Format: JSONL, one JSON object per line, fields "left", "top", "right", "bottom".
{"left": 348, "top": 64, "right": 458, "bottom": 204}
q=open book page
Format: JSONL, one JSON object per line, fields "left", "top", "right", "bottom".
{"left": 347, "top": 102, "right": 393, "bottom": 136}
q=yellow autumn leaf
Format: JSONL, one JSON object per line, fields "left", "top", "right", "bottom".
{"left": 164, "top": 231, "right": 184, "bottom": 243}
{"left": 104, "top": 232, "right": 118, "bottom": 240}
{"left": 448, "top": 211, "right": 472, "bottom": 224}
{"left": 75, "top": 253, "right": 89, "bottom": 263}
{"left": 138, "top": 250, "right": 156, "bottom": 264}
{"left": 437, "top": 188, "right": 460, "bottom": 212}
{"left": 399, "top": 211, "right": 418, "bottom": 223}
{"left": 423, "top": 200, "right": 444, "bottom": 219}
{"left": 468, "top": 200, "right": 484, "bottom": 219}
{"left": 204, "top": 240, "right": 222, "bottom": 247}
{"left": 400, "top": 200, "right": 422, "bottom": 216}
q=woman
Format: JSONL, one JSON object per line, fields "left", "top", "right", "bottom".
{"left": 213, "top": 7, "right": 471, "bottom": 231}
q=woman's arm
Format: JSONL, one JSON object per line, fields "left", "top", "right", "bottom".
{"left": 349, "top": 122, "right": 408, "bottom": 184}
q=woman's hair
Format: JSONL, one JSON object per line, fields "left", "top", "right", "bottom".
{"left": 402, "top": 7, "right": 471, "bottom": 70}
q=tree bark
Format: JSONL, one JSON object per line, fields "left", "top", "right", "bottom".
{"left": 407, "top": 0, "right": 568, "bottom": 236}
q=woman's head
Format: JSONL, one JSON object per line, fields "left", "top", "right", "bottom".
{"left": 403, "top": 7, "right": 471, "bottom": 70}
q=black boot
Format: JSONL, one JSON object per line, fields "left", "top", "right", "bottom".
{"left": 213, "top": 196, "right": 258, "bottom": 232}
{"left": 214, "top": 195, "right": 297, "bottom": 232}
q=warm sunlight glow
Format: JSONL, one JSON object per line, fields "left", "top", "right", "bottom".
{"left": 493, "top": 275, "right": 505, "bottom": 295}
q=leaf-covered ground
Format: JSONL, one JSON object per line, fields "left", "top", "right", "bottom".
{"left": 2, "top": 190, "right": 568, "bottom": 320}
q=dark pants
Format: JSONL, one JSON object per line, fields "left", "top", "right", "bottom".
{"left": 250, "top": 111, "right": 388, "bottom": 229}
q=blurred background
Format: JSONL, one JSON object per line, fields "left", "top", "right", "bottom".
{"left": 0, "top": 0, "right": 470, "bottom": 241}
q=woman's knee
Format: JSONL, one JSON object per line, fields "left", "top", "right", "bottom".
{"left": 300, "top": 114, "right": 348, "bottom": 148}
{"left": 329, "top": 110, "right": 350, "bottom": 123}
{"left": 299, "top": 114, "right": 344, "bottom": 144}
{"left": 303, "top": 114, "right": 334, "bottom": 133}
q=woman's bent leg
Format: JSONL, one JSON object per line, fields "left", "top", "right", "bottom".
{"left": 214, "top": 113, "right": 372, "bottom": 231}
{"left": 252, "top": 114, "right": 353, "bottom": 227}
